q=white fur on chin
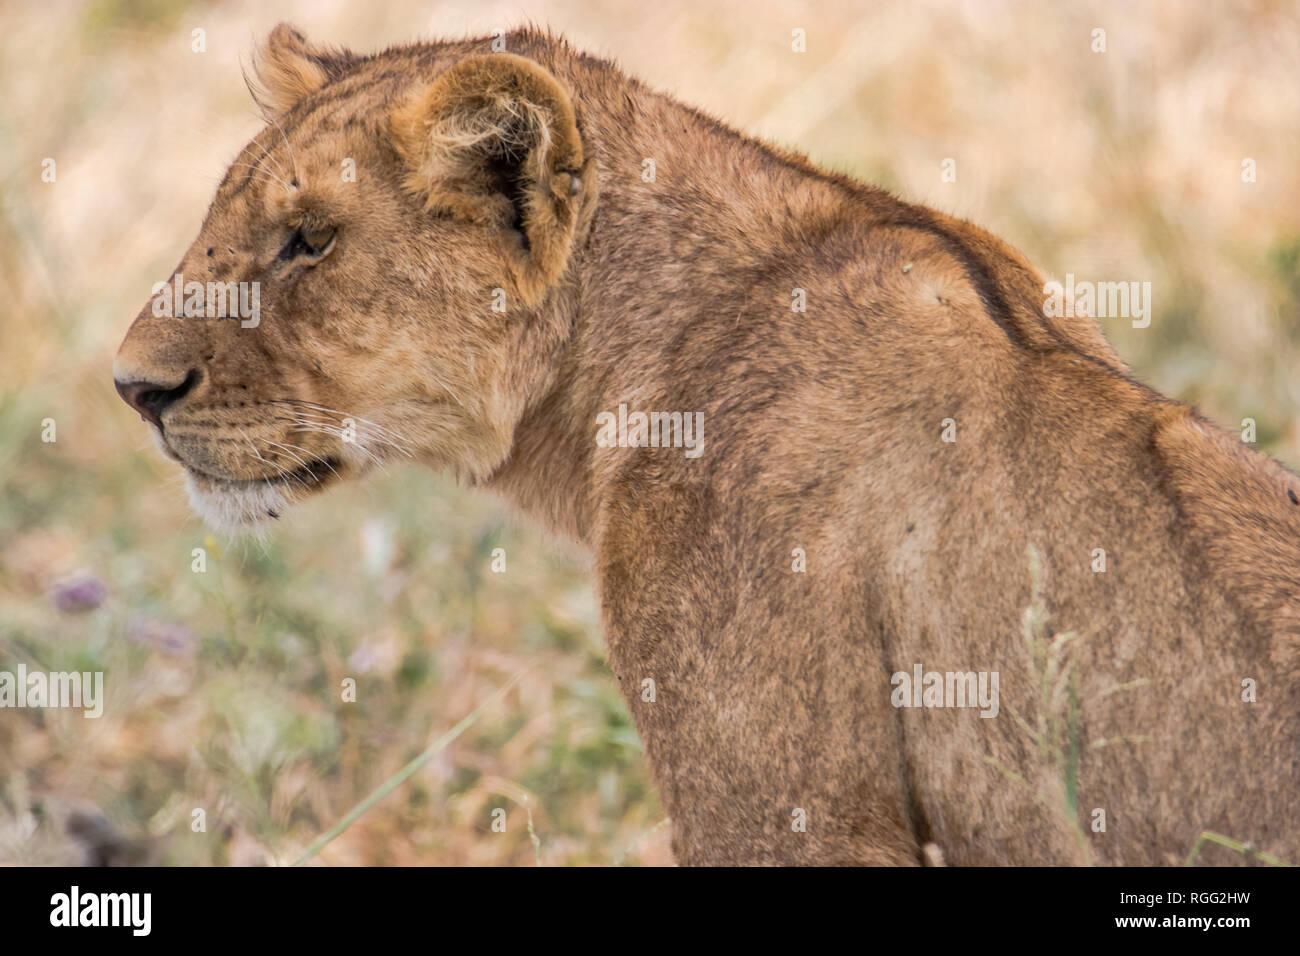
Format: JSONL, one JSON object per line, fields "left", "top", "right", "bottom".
{"left": 184, "top": 470, "right": 289, "bottom": 535}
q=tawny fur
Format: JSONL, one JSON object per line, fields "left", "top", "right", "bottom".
{"left": 114, "top": 24, "right": 1300, "bottom": 866}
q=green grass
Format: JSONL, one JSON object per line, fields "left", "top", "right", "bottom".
{"left": 0, "top": 383, "right": 666, "bottom": 864}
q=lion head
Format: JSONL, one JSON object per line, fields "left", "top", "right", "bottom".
{"left": 114, "top": 24, "right": 595, "bottom": 530}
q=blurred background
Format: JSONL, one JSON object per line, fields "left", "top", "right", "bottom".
{"left": 1, "top": 0, "right": 1298, "bottom": 865}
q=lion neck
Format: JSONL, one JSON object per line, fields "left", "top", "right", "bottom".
{"left": 483, "top": 37, "right": 853, "bottom": 548}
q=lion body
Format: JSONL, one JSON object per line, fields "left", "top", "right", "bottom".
{"left": 115, "top": 26, "right": 1300, "bottom": 865}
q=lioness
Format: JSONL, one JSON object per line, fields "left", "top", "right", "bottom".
{"left": 114, "top": 24, "right": 1300, "bottom": 866}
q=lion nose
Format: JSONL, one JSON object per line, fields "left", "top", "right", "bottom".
{"left": 114, "top": 369, "right": 200, "bottom": 430}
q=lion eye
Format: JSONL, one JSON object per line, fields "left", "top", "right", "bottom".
{"left": 279, "top": 225, "right": 336, "bottom": 261}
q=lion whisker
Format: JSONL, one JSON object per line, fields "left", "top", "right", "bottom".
{"left": 287, "top": 421, "right": 388, "bottom": 471}
{"left": 274, "top": 401, "right": 417, "bottom": 456}
{"left": 241, "top": 446, "right": 312, "bottom": 492}
{"left": 274, "top": 441, "right": 343, "bottom": 481}
{"left": 278, "top": 407, "right": 416, "bottom": 459}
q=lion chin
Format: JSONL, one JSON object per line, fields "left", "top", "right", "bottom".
{"left": 183, "top": 469, "right": 294, "bottom": 535}
{"left": 180, "top": 450, "right": 349, "bottom": 533}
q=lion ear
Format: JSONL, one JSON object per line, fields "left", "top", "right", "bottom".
{"left": 390, "top": 54, "right": 590, "bottom": 304}
{"left": 249, "top": 23, "right": 354, "bottom": 116}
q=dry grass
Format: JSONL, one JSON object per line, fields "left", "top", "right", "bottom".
{"left": 1, "top": 0, "right": 1297, "bottom": 864}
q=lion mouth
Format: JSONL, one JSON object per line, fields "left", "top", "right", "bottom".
{"left": 267, "top": 455, "right": 342, "bottom": 489}
{"left": 180, "top": 455, "right": 344, "bottom": 531}
{"left": 185, "top": 456, "right": 343, "bottom": 491}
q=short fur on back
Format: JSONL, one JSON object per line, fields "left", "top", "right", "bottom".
{"left": 114, "top": 25, "right": 1300, "bottom": 865}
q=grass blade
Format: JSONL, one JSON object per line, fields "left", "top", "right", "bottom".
{"left": 292, "top": 667, "right": 529, "bottom": 866}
